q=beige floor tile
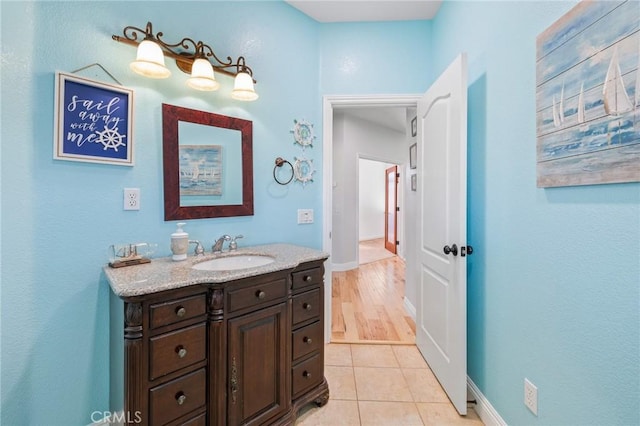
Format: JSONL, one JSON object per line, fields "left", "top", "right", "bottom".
{"left": 392, "top": 345, "right": 430, "bottom": 369}
{"left": 325, "top": 366, "right": 357, "bottom": 400}
{"left": 295, "top": 399, "right": 361, "bottom": 425}
{"left": 351, "top": 344, "right": 399, "bottom": 367}
{"left": 354, "top": 367, "right": 412, "bottom": 402}
{"left": 325, "top": 343, "right": 353, "bottom": 366}
{"left": 402, "top": 368, "right": 450, "bottom": 403}
{"left": 358, "top": 401, "right": 424, "bottom": 426}
{"left": 416, "top": 403, "right": 484, "bottom": 425}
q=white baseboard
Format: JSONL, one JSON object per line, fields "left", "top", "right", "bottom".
{"left": 467, "top": 377, "right": 507, "bottom": 426}
{"left": 332, "top": 261, "right": 359, "bottom": 272}
{"left": 403, "top": 296, "right": 416, "bottom": 319}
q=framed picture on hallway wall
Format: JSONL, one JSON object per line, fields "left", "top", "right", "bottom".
{"left": 411, "top": 173, "right": 417, "bottom": 191}
{"left": 409, "top": 143, "right": 417, "bottom": 169}
{"left": 411, "top": 116, "right": 417, "bottom": 137}
{"left": 535, "top": 1, "right": 640, "bottom": 187}
{"left": 54, "top": 72, "right": 134, "bottom": 166}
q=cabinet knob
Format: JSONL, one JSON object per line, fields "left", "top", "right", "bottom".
{"left": 176, "top": 346, "right": 187, "bottom": 358}
{"left": 256, "top": 290, "right": 266, "bottom": 299}
{"left": 303, "top": 336, "right": 312, "bottom": 344}
{"left": 176, "top": 306, "right": 186, "bottom": 317}
{"left": 303, "top": 303, "right": 312, "bottom": 311}
{"left": 303, "top": 371, "right": 312, "bottom": 378}
{"left": 176, "top": 392, "right": 187, "bottom": 405}
{"left": 304, "top": 275, "right": 312, "bottom": 282}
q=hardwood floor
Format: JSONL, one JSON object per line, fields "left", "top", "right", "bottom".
{"left": 331, "top": 254, "right": 416, "bottom": 344}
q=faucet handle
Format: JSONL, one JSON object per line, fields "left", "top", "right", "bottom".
{"left": 229, "top": 235, "right": 244, "bottom": 251}
{"left": 189, "top": 240, "right": 205, "bottom": 256}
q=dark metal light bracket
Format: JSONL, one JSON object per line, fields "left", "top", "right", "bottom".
{"left": 112, "top": 21, "right": 257, "bottom": 83}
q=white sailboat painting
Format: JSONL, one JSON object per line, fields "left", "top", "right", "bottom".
{"left": 603, "top": 46, "right": 633, "bottom": 115}
{"left": 536, "top": 0, "right": 639, "bottom": 187}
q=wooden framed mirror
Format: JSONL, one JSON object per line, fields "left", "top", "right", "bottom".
{"left": 162, "top": 104, "right": 253, "bottom": 220}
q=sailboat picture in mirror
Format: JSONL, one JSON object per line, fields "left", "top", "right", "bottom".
{"left": 536, "top": 1, "right": 639, "bottom": 187}
{"left": 163, "top": 104, "right": 253, "bottom": 220}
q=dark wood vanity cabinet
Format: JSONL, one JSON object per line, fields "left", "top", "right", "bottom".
{"left": 117, "top": 260, "right": 328, "bottom": 426}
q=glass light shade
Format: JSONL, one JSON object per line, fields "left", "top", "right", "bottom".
{"left": 231, "top": 72, "right": 259, "bottom": 101}
{"left": 186, "top": 58, "right": 220, "bottom": 91}
{"left": 130, "top": 40, "right": 171, "bottom": 79}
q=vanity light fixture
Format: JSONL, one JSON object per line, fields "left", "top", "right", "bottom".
{"left": 113, "top": 22, "right": 258, "bottom": 101}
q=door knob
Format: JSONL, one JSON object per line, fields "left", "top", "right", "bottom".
{"left": 461, "top": 245, "right": 474, "bottom": 257}
{"left": 443, "top": 244, "right": 458, "bottom": 256}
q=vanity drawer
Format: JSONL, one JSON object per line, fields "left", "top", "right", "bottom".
{"left": 149, "top": 323, "right": 206, "bottom": 380}
{"left": 292, "top": 289, "right": 320, "bottom": 325}
{"left": 149, "top": 368, "right": 206, "bottom": 425}
{"left": 227, "top": 277, "right": 288, "bottom": 313}
{"left": 181, "top": 412, "right": 206, "bottom": 426}
{"left": 150, "top": 294, "right": 207, "bottom": 329}
{"left": 292, "top": 354, "right": 322, "bottom": 397}
{"left": 292, "top": 321, "right": 322, "bottom": 361}
{"left": 292, "top": 267, "right": 323, "bottom": 290}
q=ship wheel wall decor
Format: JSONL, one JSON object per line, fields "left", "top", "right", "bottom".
{"left": 293, "top": 156, "right": 315, "bottom": 187}
{"left": 290, "top": 119, "right": 315, "bottom": 148}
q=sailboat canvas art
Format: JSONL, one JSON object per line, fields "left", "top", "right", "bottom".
{"left": 536, "top": 0, "right": 639, "bottom": 187}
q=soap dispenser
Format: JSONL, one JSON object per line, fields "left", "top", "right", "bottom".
{"left": 171, "top": 222, "right": 189, "bottom": 261}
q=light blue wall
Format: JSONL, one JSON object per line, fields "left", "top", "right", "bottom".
{"left": 0, "top": 1, "right": 322, "bottom": 424}
{"left": 0, "top": 2, "right": 431, "bottom": 424}
{"left": 431, "top": 1, "right": 640, "bottom": 425}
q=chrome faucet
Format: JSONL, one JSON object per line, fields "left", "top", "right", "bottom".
{"left": 212, "top": 235, "right": 231, "bottom": 253}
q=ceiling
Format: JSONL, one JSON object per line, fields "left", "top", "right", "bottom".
{"left": 286, "top": 1, "right": 437, "bottom": 134}
{"left": 285, "top": 1, "right": 443, "bottom": 23}
{"left": 338, "top": 107, "right": 411, "bottom": 134}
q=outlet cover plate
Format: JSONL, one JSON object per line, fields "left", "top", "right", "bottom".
{"left": 524, "top": 378, "right": 538, "bottom": 415}
{"left": 124, "top": 188, "right": 140, "bottom": 211}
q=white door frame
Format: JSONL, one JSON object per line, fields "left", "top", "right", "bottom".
{"left": 322, "top": 94, "right": 422, "bottom": 341}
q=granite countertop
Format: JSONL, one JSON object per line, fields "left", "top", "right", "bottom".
{"left": 104, "top": 243, "right": 329, "bottom": 298}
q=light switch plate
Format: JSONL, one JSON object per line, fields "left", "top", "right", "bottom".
{"left": 297, "top": 209, "right": 314, "bottom": 224}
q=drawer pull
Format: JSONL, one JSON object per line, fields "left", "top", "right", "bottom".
{"left": 256, "top": 290, "right": 266, "bottom": 300}
{"left": 304, "top": 275, "right": 312, "bottom": 282}
{"left": 303, "top": 371, "right": 312, "bottom": 378}
{"left": 175, "top": 306, "right": 186, "bottom": 318}
{"left": 176, "top": 346, "right": 187, "bottom": 358}
{"left": 176, "top": 392, "right": 187, "bottom": 405}
{"left": 303, "top": 336, "right": 312, "bottom": 344}
{"left": 303, "top": 302, "right": 312, "bottom": 311}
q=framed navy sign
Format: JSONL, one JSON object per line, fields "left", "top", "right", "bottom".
{"left": 54, "top": 72, "right": 134, "bottom": 165}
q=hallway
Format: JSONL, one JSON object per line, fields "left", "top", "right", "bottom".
{"left": 331, "top": 243, "right": 414, "bottom": 344}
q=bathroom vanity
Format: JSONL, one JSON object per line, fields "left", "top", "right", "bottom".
{"left": 105, "top": 244, "right": 329, "bottom": 426}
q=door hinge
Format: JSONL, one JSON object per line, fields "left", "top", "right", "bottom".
{"left": 396, "top": 206, "right": 400, "bottom": 212}
{"left": 396, "top": 240, "right": 400, "bottom": 245}
{"left": 396, "top": 173, "right": 400, "bottom": 178}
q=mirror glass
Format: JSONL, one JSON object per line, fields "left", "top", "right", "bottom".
{"left": 163, "top": 104, "right": 253, "bottom": 220}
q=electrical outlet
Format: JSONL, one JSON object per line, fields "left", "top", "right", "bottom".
{"left": 123, "top": 188, "right": 140, "bottom": 211}
{"left": 524, "top": 378, "right": 538, "bottom": 415}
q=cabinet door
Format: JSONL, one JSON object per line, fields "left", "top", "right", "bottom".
{"left": 227, "top": 303, "right": 289, "bottom": 425}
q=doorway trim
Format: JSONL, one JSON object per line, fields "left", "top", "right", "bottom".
{"left": 322, "top": 94, "right": 421, "bottom": 341}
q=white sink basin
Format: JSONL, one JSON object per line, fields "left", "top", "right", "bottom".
{"left": 193, "top": 254, "right": 275, "bottom": 271}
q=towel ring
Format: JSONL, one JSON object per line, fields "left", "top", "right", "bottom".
{"left": 273, "top": 157, "right": 294, "bottom": 185}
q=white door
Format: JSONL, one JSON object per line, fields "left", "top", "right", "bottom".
{"left": 416, "top": 53, "right": 468, "bottom": 415}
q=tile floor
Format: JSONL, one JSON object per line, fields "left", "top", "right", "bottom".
{"left": 296, "top": 344, "right": 484, "bottom": 426}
